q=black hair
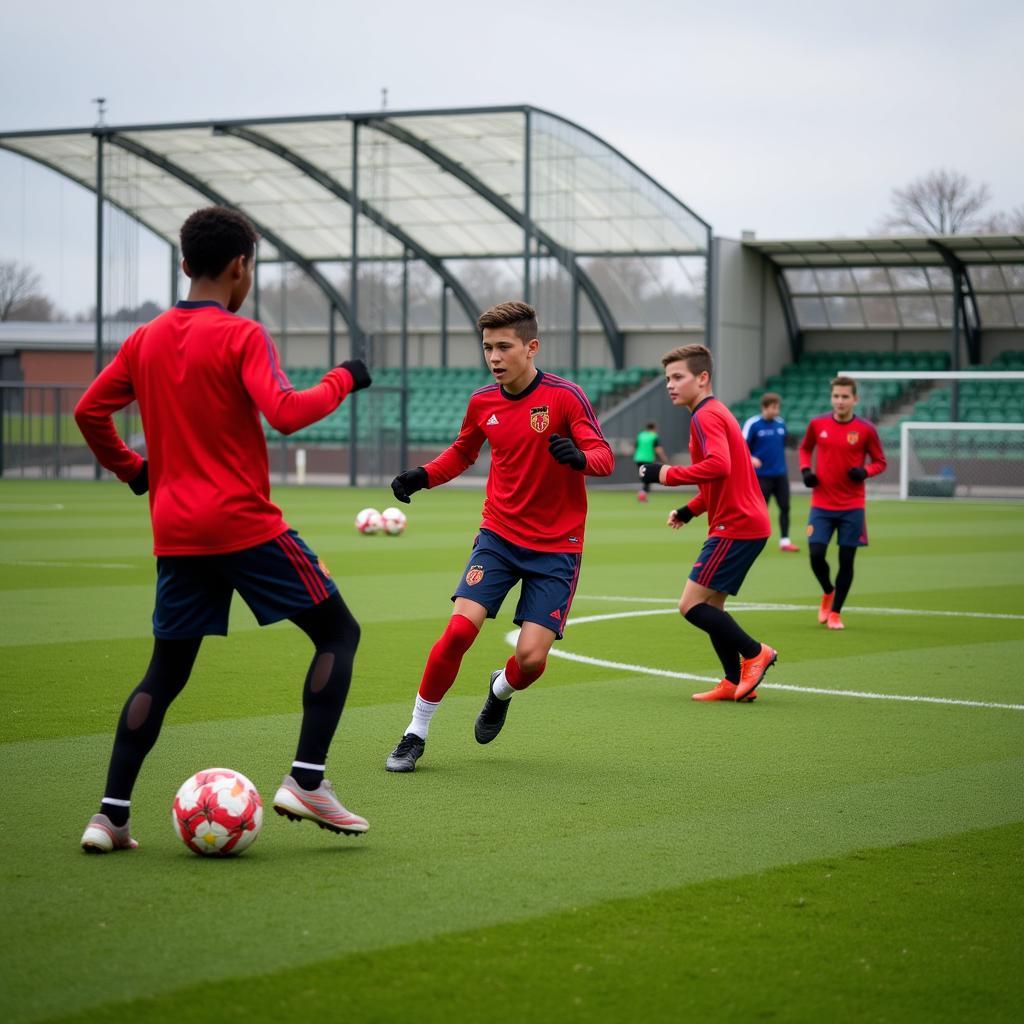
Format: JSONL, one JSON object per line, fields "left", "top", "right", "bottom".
{"left": 179, "top": 206, "right": 259, "bottom": 280}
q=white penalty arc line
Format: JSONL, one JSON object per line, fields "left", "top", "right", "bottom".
{"left": 504, "top": 608, "right": 1024, "bottom": 712}
{"left": 575, "top": 596, "right": 1024, "bottom": 622}
{"left": 0, "top": 560, "right": 136, "bottom": 570}
{"left": 0, "top": 503, "right": 65, "bottom": 512}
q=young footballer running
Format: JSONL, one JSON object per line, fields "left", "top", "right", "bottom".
{"left": 384, "top": 300, "right": 614, "bottom": 772}
{"left": 637, "top": 344, "right": 777, "bottom": 702}
{"left": 742, "top": 392, "right": 799, "bottom": 551}
{"left": 799, "top": 375, "right": 887, "bottom": 630}
{"left": 75, "top": 205, "right": 372, "bottom": 852}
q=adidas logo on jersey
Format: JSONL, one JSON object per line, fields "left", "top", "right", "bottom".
{"left": 486, "top": 414, "right": 499, "bottom": 426}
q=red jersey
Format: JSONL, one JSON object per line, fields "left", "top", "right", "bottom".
{"left": 424, "top": 370, "right": 614, "bottom": 552}
{"left": 74, "top": 300, "right": 356, "bottom": 556}
{"left": 665, "top": 396, "right": 770, "bottom": 540}
{"left": 799, "top": 414, "right": 887, "bottom": 510}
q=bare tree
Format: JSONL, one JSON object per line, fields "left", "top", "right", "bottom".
{"left": 975, "top": 205, "right": 1024, "bottom": 234}
{"left": 881, "top": 169, "right": 992, "bottom": 235}
{"left": 0, "top": 260, "right": 43, "bottom": 321}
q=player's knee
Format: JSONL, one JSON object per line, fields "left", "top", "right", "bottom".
{"left": 515, "top": 647, "right": 547, "bottom": 675}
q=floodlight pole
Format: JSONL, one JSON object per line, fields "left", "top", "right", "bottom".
{"left": 523, "top": 109, "right": 532, "bottom": 303}
{"left": 349, "top": 120, "right": 360, "bottom": 487}
{"left": 93, "top": 130, "right": 105, "bottom": 480}
{"left": 169, "top": 244, "right": 179, "bottom": 304}
{"left": 401, "top": 247, "right": 409, "bottom": 470}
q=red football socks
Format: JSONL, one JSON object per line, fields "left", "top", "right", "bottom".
{"left": 417, "top": 614, "right": 480, "bottom": 702}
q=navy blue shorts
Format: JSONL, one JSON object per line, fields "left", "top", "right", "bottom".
{"left": 153, "top": 529, "right": 338, "bottom": 639}
{"left": 452, "top": 529, "right": 582, "bottom": 640}
{"left": 688, "top": 536, "right": 767, "bottom": 595}
{"left": 807, "top": 507, "right": 868, "bottom": 548}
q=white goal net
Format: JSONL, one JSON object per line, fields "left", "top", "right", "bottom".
{"left": 836, "top": 369, "right": 1024, "bottom": 501}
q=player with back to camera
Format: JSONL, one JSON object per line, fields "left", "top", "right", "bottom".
{"left": 637, "top": 344, "right": 778, "bottom": 702}
{"left": 384, "top": 301, "right": 614, "bottom": 772}
{"left": 75, "top": 205, "right": 373, "bottom": 853}
{"left": 799, "top": 375, "right": 887, "bottom": 631}
{"left": 742, "top": 392, "right": 799, "bottom": 552}
{"left": 633, "top": 421, "right": 668, "bottom": 502}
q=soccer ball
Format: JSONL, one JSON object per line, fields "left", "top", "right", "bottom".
{"left": 172, "top": 768, "right": 263, "bottom": 857}
{"left": 354, "top": 507, "right": 384, "bottom": 535}
{"left": 381, "top": 506, "right": 408, "bottom": 536}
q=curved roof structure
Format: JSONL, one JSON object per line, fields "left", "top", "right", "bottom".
{"left": 0, "top": 105, "right": 712, "bottom": 366}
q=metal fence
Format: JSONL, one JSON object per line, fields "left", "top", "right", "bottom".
{"left": 0, "top": 381, "right": 409, "bottom": 485}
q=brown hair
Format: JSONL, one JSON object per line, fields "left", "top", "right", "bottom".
{"left": 761, "top": 392, "right": 781, "bottom": 409}
{"left": 477, "top": 300, "right": 538, "bottom": 343}
{"left": 830, "top": 375, "right": 858, "bottom": 396}
{"left": 662, "top": 343, "right": 713, "bottom": 378}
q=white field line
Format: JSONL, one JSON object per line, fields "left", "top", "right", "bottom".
{"left": 575, "top": 596, "right": 1024, "bottom": 622}
{"left": 503, "top": 607, "right": 1024, "bottom": 712}
{"left": 0, "top": 503, "right": 65, "bottom": 511}
{"left": 1, "top": 560, "right": 135, "bottom": 570}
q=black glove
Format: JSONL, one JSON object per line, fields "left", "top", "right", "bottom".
{"left": 128, "top": 461, "right": 149, "bottom": 495}
{"left": 638, "top": 463, "right": 665, "bottom": 486}
{"left": 339, "top": 359, "right": 372, "bottom": 391}
{"left": 847, "top": 466, "right": 868, "bottom": 482}
{"left": 802, "top": 468, "right": 819, "bottom": 488}
{"left": 391, "top": 467, "right": 428, "bottom": 504}
{"left": 673, "top": 505, "right": 694, "bottom": 524}
{"left": 548, "top": 433, "right": 587, "bottom": 471}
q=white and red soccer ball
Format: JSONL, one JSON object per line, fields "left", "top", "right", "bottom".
{"left": 381, "top": 506, "right": 407, "bottom": 536}
{"left": 172, "top": 768, "right": 263, "bottom": 856}
{"left": 355, "top": 506, "right": 406, "bottom": 536}
{"left": 354, "top": 507, "right": 384, "bottom": 534}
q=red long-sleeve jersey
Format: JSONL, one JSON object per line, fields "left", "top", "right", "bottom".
{"left": 799, "top": 414, "right": 887, "bottom": 510}
{"left": 424, "top": 370, "right": 614, "bottom": 552}
{"left": 74, "top": 300, "right": 355, "bottom": 556}
{"left": 665, "top": 396, "right": 770, "bottom": 540}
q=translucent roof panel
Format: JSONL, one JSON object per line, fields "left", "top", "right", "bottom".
{"left": 781, "top": 246, "right": 1024, "bottom": 329}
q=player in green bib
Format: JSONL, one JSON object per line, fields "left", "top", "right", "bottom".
{"left": 633, "top": 422, "right": 667, "bottom": 502}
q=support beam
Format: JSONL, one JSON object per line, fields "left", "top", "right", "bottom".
{"left": 106, "top": 133, "right": 359, "bottom": 344}
{"left": 772, "top": 266, "right": 803, "bottom": 363}
{"left": 217, "top": 125, "right": 481, "bottom": 331}
{"left": 367, "top": 116, "right": 626, "bottom": 367}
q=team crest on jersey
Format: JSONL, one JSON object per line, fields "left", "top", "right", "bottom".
{"left": 530, "top": 405, "right": 550, "bottom": 433}
{"left": 317, "top": 557, "right": 331, "bottom": 578}
{"left": 465, "top": 564, "right": 485, "bottom": 586}
{"left": 847, "top": 431, "right": 860, "bottom": 445}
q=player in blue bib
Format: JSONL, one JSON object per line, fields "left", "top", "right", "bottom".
{"left": 742, "top": 392, "right": 799, "bottom": 552}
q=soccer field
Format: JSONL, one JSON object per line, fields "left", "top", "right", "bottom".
{"left": 1, "top": 480, "right": 1022, "bottom": 1023}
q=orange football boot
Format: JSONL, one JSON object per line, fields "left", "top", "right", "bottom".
{"left": 827, "top": 612, "right": 845, "bottom": 630}
{"left": 692, "top": 679, "right": 757, "bottom": 702}
{"left": 818, "top": 590, "right": 835, "bottom": 624}
{"left": 736, "top": 644, "right": 778, "bottom": 701}
{"left": 780, "top": 541, "right": 800, "bottom": 552}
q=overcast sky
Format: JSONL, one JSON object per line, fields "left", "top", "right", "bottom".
{"left": 1, "top": 0, "right": 1022, "bottom": 315}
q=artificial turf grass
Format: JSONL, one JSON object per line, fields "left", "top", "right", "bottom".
{"left": 4, "top": 682, "right": 1021, "bottom": 1024}
{"left": 44, "top": 820, "right": 1024, "bottom": 1024}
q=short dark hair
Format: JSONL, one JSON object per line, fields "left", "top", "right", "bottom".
{"left": 662, "top": 343, "right": 713, "bottom": 378}
{"left": 831, "top": 375, "right": 858, "bottom": 396}
{"left": 477, "top": 300, "right": 538, "bottom": 343}
{"left": 180, "top": 206, "right": 259, "bottom": 280}
{"left": 761, "top": 392, "right": 781, "bottom": 408}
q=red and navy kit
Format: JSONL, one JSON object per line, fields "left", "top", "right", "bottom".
{"left": 424, "top": 370, "right": 614, "bottom": 553}
{"left": 74, "top": 300, "right": 356, "bottom": 555}
{"left": 668, "top": 397, "right": 770, "bottom": 540}
{"left": 799, "top": 414, "right": 887, "bottom": 510}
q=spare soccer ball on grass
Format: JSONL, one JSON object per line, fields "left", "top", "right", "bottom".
{"left": 381, "top": 506, "right": 408, "bottom": 536}
{"left": 355, "top": 507, "right": 384, "bottom": 535}
{"left": 172, "top": 768, "right": 263, "bottom": 857}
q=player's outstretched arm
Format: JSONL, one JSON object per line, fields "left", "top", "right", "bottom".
{"left": 391, "top": 467, "right": 428, "bottom": 504}
{"left": 241, "top": 326, "right": 371, "bottom": 435}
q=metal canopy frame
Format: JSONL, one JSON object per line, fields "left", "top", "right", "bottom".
{"left": 748, "top": 235, "right": 1024, "bottom": 366}
{"left": 0, "top": 105, "right": 712, "bottom": 370}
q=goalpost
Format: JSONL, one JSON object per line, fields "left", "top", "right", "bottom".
{"left": 837, "top": 369, "right": 1024, "bottom": 501}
